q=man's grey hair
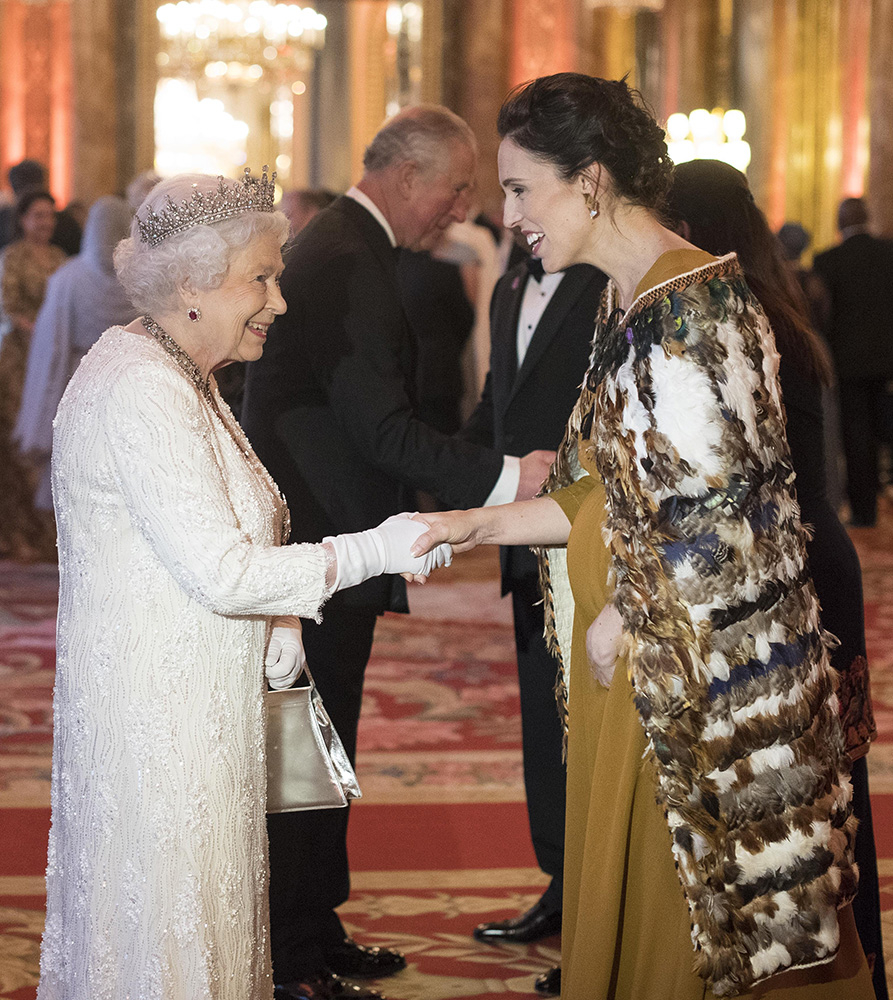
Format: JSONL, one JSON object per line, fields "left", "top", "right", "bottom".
{"left": 363, "top": 105, "right": 477, "bottom": 175}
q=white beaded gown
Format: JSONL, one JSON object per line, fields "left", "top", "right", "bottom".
{"left": 38, "top": 326, "right": 331, "bottom": 1000}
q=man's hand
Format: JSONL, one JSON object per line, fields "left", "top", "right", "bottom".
{"left": 586, "top": 602, "right": 623, "bottom": 688}
{"left": 515, "top": 449, "right": 556, "bottom": 501}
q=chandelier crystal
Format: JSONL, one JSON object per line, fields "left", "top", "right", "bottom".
{"left": 156, "top": 1, "right": 326, "bottom": 83}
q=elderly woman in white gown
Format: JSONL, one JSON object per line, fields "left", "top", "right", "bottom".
{"left": 37, "top": 170, "right": 448, "bottom": 1000}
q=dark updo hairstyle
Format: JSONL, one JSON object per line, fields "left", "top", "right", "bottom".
{"left": 497, "top": 72, "right": 674, "bottom": 212}
{"left": 14, "top": 188, "right": 56, "bottom": 238}
{"left": 665, "top": 159, "right": 831, "bottom": 385}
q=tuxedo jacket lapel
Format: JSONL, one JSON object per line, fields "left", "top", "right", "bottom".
{"left": 490, "top": 267, "right": 526, "bottom": 405}
{"left": 509, "top": 265, "right": 595, "bottom": 409}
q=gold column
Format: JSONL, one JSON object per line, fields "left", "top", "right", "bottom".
{"left": 421, "top": 0, "right": 444, "bottom": 104}
{"left": 839, "top": 0, "right": 870, "bottom": 199}
{"left": 676, "top": 0, "right": 720, "bottom": 111}
{"left": 348, "top": 1, "right": 388, "bottom": 184}
{"left": 131, "top": 0, "right": 159, "bottom": 180}
{"left": 868, "top": 0, "right": 893, "bottom": 235}
{"left": 70, "top": 0, "right": 118, "bottom": 201}
{"left": 507, "top": 0, "right": 585, "bottom": 89}
{"left": 451, "top": 0, "right": 508, "bottom": 209}
{"left": 766, "top": 0, "right": 793, "bottom": 229}
{"left": 780, "top": 0, "right": 841, "bottom": 250}
{"left": 732, "top": 0, "right": 775, "bottom": 210}
{"left": 48, "top": 0, "right": 72, "bottom": 202}
{"left": 0, "top": 0, "right": 28, "bottom": 170}
{"left": 0, "top": 0, "right": 73, "bottom": 202}
{"left": 586, "top": 6, "right": 638, "bottom": 84}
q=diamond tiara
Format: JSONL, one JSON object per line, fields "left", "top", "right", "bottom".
{"left": 136, "top": 166, "right": 277, "bottom": 247}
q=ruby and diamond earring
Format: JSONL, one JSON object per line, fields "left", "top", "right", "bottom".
{"left": 187, "top": 306, "right": 202, "bottom": 322}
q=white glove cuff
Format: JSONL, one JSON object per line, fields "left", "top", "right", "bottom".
{"left": 323, "top": 530, "right": 387, "bottom": 593}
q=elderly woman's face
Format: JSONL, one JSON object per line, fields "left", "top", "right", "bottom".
{"left": 200, "top": 229, "right": 286, "bottom": 367}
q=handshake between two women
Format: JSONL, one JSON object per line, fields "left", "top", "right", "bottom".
{"left": 264, "top": 511, "right": 456, "bottom": 690}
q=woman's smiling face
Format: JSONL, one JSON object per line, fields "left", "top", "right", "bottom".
{"left": 498, "top": 137, "right": 594, "bottom": 274}
{"left": 198, "top": 229, "right": 287, "bottom": 368}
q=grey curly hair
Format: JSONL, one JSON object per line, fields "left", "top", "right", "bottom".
{"left": 114, "top": 173, "right": 289, "bottom": 314}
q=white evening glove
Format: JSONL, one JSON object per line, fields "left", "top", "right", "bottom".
{"left": 265, "top": 626, "right": 307, "bottom": 690}
{"left": 324, "top": 512, "right": 452, "bottom": 592}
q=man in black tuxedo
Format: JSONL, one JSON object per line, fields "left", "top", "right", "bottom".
{"left": 814, "top": 198, "right": 893, "bottom": 527}
{"left": 461, "top": 252, "right": 606, "bottom": 997}
{"left": 241, "top": 106, "right": 554, "bottom": 1000}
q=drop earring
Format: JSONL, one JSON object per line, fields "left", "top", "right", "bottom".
{"left": 187, "top": 306, "right": 202, "bottom": 322}
{"left": 585, "top": 192, "right": 600, "bottom": 219}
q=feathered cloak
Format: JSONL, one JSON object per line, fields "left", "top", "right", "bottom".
{"left": 544, "top": 254, "right": 857, "bottom": 997}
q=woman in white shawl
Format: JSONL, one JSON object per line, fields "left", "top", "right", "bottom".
{"left": 14, "top": 195, "right": 135, "bottom": 510}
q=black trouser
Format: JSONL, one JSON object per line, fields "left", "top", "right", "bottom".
{"left": 837, "top": 377, "right": 893, "bottom": 525}
{"left": 850, "top": 755, "right": 889, "bottom": 1000}
{"left": 511, "top": 576, "right": 567, "bottom": 912}
{"left": 267, "top": 598, "right": 378, "bottom": 981}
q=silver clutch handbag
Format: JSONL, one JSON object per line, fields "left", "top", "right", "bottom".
{"left": 265, "top": 664, "right": 362, "bottom": 812}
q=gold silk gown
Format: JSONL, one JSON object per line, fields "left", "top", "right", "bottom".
{"left": 0, "top": 239, "right": 65, "bottom": 560}
{"left": 547, "top": 250, "right": 876, "bottom": 1000}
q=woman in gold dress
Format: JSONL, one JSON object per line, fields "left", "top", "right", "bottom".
{"left": 412, "top": 74, "right": 876, "bottom": 1000}
{"left": 0, "top": 189, "right": 66, "bottom": 560}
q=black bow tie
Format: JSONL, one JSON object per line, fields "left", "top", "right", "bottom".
{"left": 526, "top": 256, "right": 545, "bottom": 282}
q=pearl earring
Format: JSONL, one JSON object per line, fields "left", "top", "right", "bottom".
{"left": 187, "top": 306, "right": 202, "bottom": 322}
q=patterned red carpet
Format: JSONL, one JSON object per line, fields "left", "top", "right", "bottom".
{"left": 1, "top": 522, "right": 892, "bottom": 998}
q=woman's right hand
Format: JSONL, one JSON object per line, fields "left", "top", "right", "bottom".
{"left": 586, "top": 602, "right": 623, "bottom": 688}
{"left": 324, "top": 514, "right": 452, "bottom": 592}
{"left": 410, "top": 509, "right": 486, "bottom": 557}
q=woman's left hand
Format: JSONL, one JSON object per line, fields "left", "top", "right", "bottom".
{"left": 265, "top": 617, "right": 306, "bottom": 690}
{"left": 586, "top": 603, "right": 623, "bottom": 688}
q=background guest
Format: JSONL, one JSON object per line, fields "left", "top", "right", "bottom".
{"left": 0, "top": 189, "right": 67, "bottom": 561}
{"left": 14, "top": 195, "right": 136, "bottom": 513}
{"left": 0, "top": 159, "right": 82, "bottom": 256}
{"left": 777, "top": 220, "right": 845, "bottom": 510}
{"left": 667, "top": 159, "right": 887, "bottom": 1000}
{"left": 0, "top": 160, "right": 47, "bottom": 250}
{"left": 125, "top": 168, "right": 162, "bottom": 212}
{"left": 461, "top": 253, "right": 606, "bottom": 998}
{"left": 813, "top": 198, "right": 893, "bottom": 527}
{"left": 438, "top": 208, "right": 502, "bottom": 414}
{"left": 280, "top": 188, "right": 338, "bottom": 240}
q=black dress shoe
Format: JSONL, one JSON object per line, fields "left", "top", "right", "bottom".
{"left": 534, "top": 965, "right": 561, "bottom": 996}
{"left": 274, "top": 972, "right": 388, "bottom": 999}
{"left": 326, "top": 938, "right": 407, "bottom": 979}
{"left": 472, "top": 899, "right": 561, "bottom": 944}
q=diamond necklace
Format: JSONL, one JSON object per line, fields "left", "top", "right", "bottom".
{"left": 141, "top": 314, "right": 212, "bottom": 401}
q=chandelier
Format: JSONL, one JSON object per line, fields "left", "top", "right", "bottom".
{"left": 156, "top": 1, "right": 326, "bottom": 85}
{"left": 665, "top": 108, "right": 752, "bottom": 174}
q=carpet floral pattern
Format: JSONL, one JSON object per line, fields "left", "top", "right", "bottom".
{"left": 1, "top": 520, "right": 892, "bottom": 998}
